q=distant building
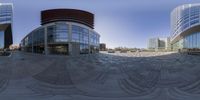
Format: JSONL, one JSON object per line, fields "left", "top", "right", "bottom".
{"left": 20, "top": 9, "right": 100, "bottom": 55}
{"left": 148, "top": 38, "right": 159, "bottom": 50}
{"left": 148, "top": 37, "right": 170, "bottom": 51}
{"left": 100, "top": 43, "right": 106, "bottom": 51}
{"left": 9, "top": 44, "right": 19, "bottom": 50}
{"left": 0, "top": 3, "right": 13, "bottom": 49}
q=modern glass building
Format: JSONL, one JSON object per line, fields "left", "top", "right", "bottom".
{"left": 148, "top": 38, "right": 159, "bottom": 50}
{"left": 171, "top": 4, "right": 200, "bottom": 51}
{"left": 20, "top": 9, "right": 100, "bottom": 55}
{"left": 148, "top": 37, "right": 170, "bottom": 51}
{"left": 0, "top": 3, "right": 13, "bottom": 49}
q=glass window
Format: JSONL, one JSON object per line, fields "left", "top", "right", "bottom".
{"left": 198, "top": 32, "right": 200, "bottom": 48}
{"left": 89, "top": 31, "right": 100, "bottom": 48}
{"left": 55, "top": 23, "right": 68, "bottom": 42}
{"left": 0, "top": 5, "right": 12, "bottom": 24}
{"left": 47, "top": 23, "right": 69, "bottom": 43}
{"left": 190, "top": 20, "right": 199, "bottom": 26}
{"left": 32, "top": 28, "right": 45, "bottom": 53}
{"left": 72, "top": 25, "right": 89, "bottom": 44}
{"left": 187, "top": 36, "right": 189, "bottom": 48}
{"left": 80, "top": 43, "right": 89, "bottom": 54}
{"left": 190, "top": 15, "right": 199, "bottom": 20}
{"left": 183, "top": 37, "right": 186, "bottom": 48}
{"left": 80, "top": 28, "right": 89, "bottom": 44}
{"left": 48, "top": 44, "right": 68, "bottom": 55}
{"left": 72, "top": 25, "right": 80, "bottom": 42}
{"left": 0, "top": 31, "right": 4, "bottom": 49}
{"left": 193, "top": 33, "right": 197, "bottom": 48}
{"left": 188, "top": 35, "right": 190, "bottom": 48}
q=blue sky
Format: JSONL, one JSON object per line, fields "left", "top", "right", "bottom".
{"left": 1, "top": 0, "right": 200, "bottom": 48}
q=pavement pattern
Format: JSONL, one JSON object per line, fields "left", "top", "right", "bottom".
{"left": 0, "top": 51, "right": 200, "bottom": 100}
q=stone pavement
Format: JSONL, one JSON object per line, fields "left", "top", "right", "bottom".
{"left": 0, "top": 51, "right": 200, "bottom": 100}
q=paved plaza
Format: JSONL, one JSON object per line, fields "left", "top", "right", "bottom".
{"left": 0, "top": 51, "right": 200, "bottom": 100}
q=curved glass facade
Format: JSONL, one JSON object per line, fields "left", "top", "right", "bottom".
{"left": 0, "top": 31, "right": 4, "bottom": 49}
{"left": 171, "top": 4, "right": 200, "bottom": 39}
{"left": 47, "top": 22, "right": 69, "bottom": 43}
{"left": 0, "top": 3, "right": 13, "bottom": 49}
{"left": 171, "top": 4, "right": 200, "bottom": 50}
{"left": 21, "top": 28, "right": 45, "bottom": 53}
{"left": 71, "top": 25, "right": 100, "bottom": 54}
{"left": 183, "top": 32, "right": 200, "bottom": 49}
{"left": 0, "top": 4, "right": 12, "bottom": 24}
{"left": 21, "top": 22, "right": 100, "bottom": 55}
{"left": 47, "top": 22, "right": 69, "bottom": 55}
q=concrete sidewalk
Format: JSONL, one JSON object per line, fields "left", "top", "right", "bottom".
{"left": 0, "top": 51, "right": 199, "bottom": 100}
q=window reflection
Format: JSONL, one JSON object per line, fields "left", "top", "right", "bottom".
{"left": 184, "top": 32, "right": 200, "bottom": 49}
{"left": 21, "top": 23, "right": 100, "bottom": 55}
{"left": 21, "top": 28, "right": 45, "bottom": 53}
{"left": 172, "top": 6, "right": 200, "bottom": 38}
{"left": 72, "top": 25, "right": 100, "bottom": 54}
{"left": 72, "top": 25, "right": 80, "bottom": 42}
{"left": 33, "top": 29, "right": 45, "bottom": 53}
{"left": 0, "top": 5, "right": 12, "bottom": 24}
{"left": 47, "top": 23, "right": 69, "bottom": 43}
{"left": 0, "top": 31, "right": 4, "bottom": 49}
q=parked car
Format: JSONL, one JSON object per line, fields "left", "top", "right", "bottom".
{"left": 108, "top": 49, "right": 115, "bottom": 53}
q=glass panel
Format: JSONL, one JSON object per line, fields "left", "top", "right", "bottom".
{"left": 47, "top": 23, "right": 69, "bottom": 55}
{"left": 0, "top": 5, "right": 12, "bottom": 24}
{"left": 72, "top": 25, "right": 80, "bottom": 42}
{"left": 71, "top": 25, "right": 92, "bottom": 54}
{"left": 80, "top": 43, "right": 89, "bottom": 54}
{"left": 47, "top": 23, "right": 68, "bottom": 43}
{"left": 194, "top": 33, "right": 197, "bottom": 48}
{"left": 0, "top": 31, "right": 4, "bottom": 49}
{"left": 186, "top": 36, "right": 189, "bottom": 48}
{"left": 55, "top": 23, "right": 68, "bottom": 42}
{"left": 189, "top": 35, "right": 192, "bottom": 48}
{"left": 198, "top": 32, "right": 200, "bottom": 48}
{"left": 33, "top": 28, "right": 45, "bottom": 54}
{"left": 190, "top": 20, "right": 199, "bottom": 26}
{"left": 48, "top": 44, "right": 68, "bottom": 55}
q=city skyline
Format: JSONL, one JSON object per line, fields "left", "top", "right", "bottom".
{"left": 1, "top": 0, "right": 200, "bottom": 48}
{"left": 1, "top": 2, "right": 200, "bottom": 100}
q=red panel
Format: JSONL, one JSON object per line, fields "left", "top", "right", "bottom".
{"left": 41, "top": 9, "right": 94, "bottom": 29}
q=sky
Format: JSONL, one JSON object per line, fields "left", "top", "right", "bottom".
{"left": 1, "top": 0, "right": 200, "bottom": 48}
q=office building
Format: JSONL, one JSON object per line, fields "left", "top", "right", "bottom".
{"left": 0, "top": 3, "right": 13, "bottom": 49}
{"left": 148, "top": 37, "right": 170, "bottom": 51}
{"left": 171, "top": 4, "right": 200, "bottom": 51}
{"left": 20, "top": 9, "right": 100, "bottom": 55}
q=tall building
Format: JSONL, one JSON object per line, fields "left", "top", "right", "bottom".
{"left": 20, "top": 9, "right": 100, "bottom": 55}
{"left": 0, "top": 3, "right": 13, "bottom": 49}
{"left": 171, "top": 4, "right": 200, "bottom": 51}
{"left": 148, "top": 38, "right": 159, "bottom": 50}
{"left": 148, "top": 37, "right": 170, "bottom": 51}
